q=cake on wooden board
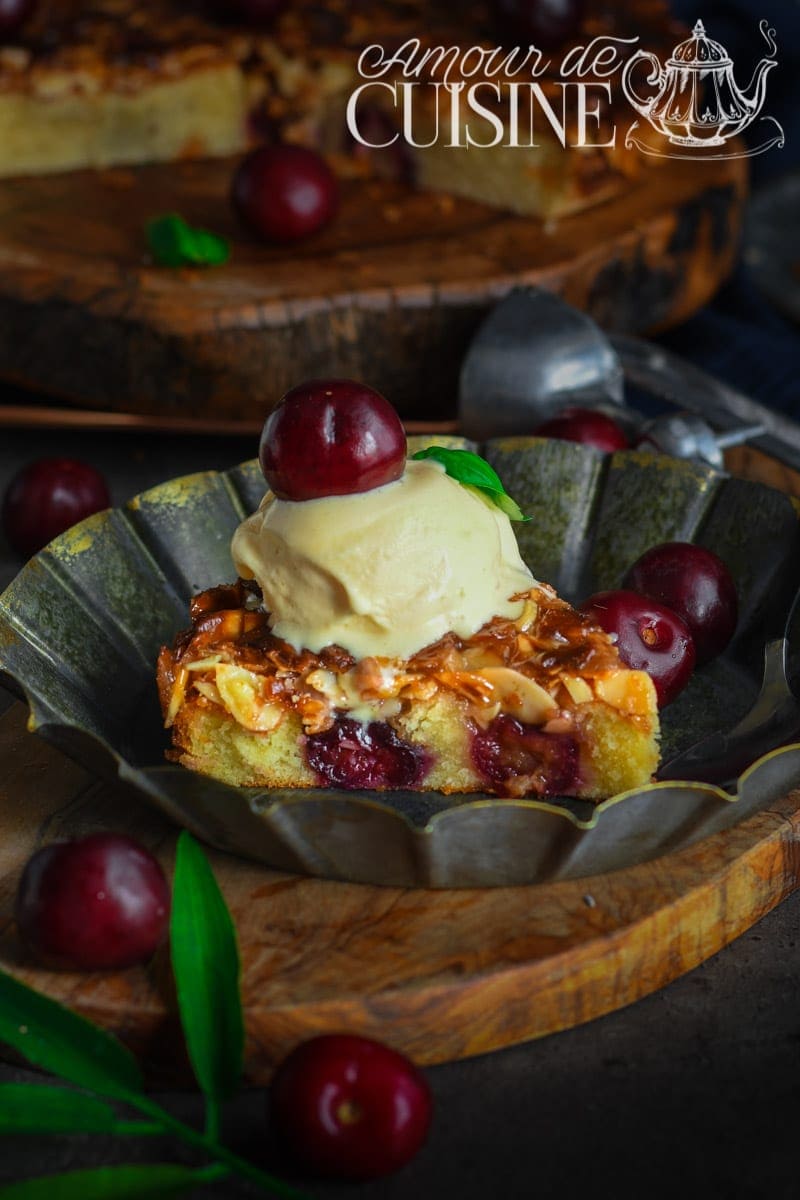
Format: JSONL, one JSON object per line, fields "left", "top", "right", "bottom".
{"left": 0, "top": 0, "right": 679, "bottom": 217}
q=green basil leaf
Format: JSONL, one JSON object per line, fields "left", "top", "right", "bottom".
{"left": 186, "top": 226, "right": 230, "bottom": 267}
{"left": 0, "top": 1164, "right": 215, "bottom": 1199}
{"left": 0, "top": 970, "right": 143, "bottom": 1102}
{"left": 146, "top": 214, "right": 230, "bottom": 268}
{"left": 0, "top": 1085, "right": 119, "bottom": 1134}
{"left": 411, "top": 446, "right": 530, "bottom": 521}
{"left": 170, "top": 832, "right": 244, "bottom": 1106}
{"left": 490, "top": 490, "right": 528, "bottom": 523}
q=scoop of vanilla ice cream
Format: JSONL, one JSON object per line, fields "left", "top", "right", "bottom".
{"left": 230, "top": 458, "right": 535, "bottom": 659}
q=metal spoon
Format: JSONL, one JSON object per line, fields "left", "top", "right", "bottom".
{"left": 459, "top": 288, "right": 626, "bottom": 439}
{"left": 459, "top": 288, "right": 800, "bottom": 472}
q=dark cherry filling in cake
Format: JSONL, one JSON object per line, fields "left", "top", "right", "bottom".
{"left": 305, "top": 717, "right": 430, "bottom": 791}
{"left": 472, "top": 714, "right": 580, "bottom": 798}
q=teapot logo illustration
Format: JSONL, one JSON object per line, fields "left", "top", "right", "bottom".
{"left": 622, "top": 18, "right": 784, "bottom": 159}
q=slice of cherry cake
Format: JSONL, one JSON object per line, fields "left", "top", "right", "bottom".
{"left": 157, "top": 577, "right": 659, "bottom": 800}
{"left": 157, "top": 379, "right": 659, "bottom": 801}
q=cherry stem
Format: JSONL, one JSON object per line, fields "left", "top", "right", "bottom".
{"left": 336, "top": 1099, "right": 364, "bottom": 1126}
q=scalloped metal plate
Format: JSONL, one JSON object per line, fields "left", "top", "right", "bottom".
{"left": 2, "top": 439, "right": 800, "bottom": 888}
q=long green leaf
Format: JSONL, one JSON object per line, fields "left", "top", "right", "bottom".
{"left": 0, "top": 1085, "right": 119, "bottom": 1134}
{"left": 0, "top": 1164, "right": 221, "bottom": 1199}
{"left": 170, "top": 833, "right": 244, "bottom": 1105}
{"left": 0, "top": 970, "right": 143, "bottom": 1102}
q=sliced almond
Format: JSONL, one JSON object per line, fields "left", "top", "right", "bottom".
{"left": 514, "top": 596, "right": 539, "bottom": 631}
{"left": 185, "top": 655, "right": 223, "bottom": 672}
{"left": 215, "top": 663, "right": 283, "bottom": 733}
{"left": 305, "top": 667, "right": 343, "bottom": 702}
{"left": 477, "top": 667, "right": 558, "bottom": 725}
{"left": 461, "top": 645, "right": 505, "bottom": 671}
{"left": 562, "top": 675, "right": 593, "bottom": 705}
{"left": 165, "top": 667, "right": 188, "bottom": 728}
{"left": 193, "top": 680, "right": 223, "bottom": 706}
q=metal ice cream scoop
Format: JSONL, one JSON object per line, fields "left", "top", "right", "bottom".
{"left": 636, "top": 413, "right": 767, "bottom": 469}
{"left": 458, "top": 287, "right": 800, "bottom": 472}
{"left": 458, "top": 289, "right": 625, "bottom": 440}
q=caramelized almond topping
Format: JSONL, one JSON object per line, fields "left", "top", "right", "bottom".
{"left": 158, "top": 580, "right": 650, "bottom": 734}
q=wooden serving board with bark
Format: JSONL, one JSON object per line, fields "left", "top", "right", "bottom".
{"left": 0, "top": 441, "right": 799, "bottom": 1087}
{"left": 0, "top": 152, "right": 746, "bottom": 426}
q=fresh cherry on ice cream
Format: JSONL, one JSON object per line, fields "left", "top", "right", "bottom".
{"left": 494, "top": 0, "right": 585, "bottom": 47}
{"left": 270, "top": 1034, "right": 433, "bottom": 1180}
{"left": 532, "top": 408, "right": 629, "bottom": 452}
{"left": 232, "top": 144, "right": 338, "bottom": 243}
{"left": 305, "top": 717, "right": 428, "bottom": 790}
{"left": 15, "top": 834, "right": 170, "bottom": 970}
{"left": 1, "top": 457, "right": 110, "bottom": 558}
{"left": 580, "top": 589, "right": 696, "bottom": 706}
{"left": 259, "top": 379, "right": 406, "bottom": 500}
{"left": 623, "top": 542, "right": 738, "bottom": 664}
{"left": 0, "top": 0, "right": 36, "bottom": 37}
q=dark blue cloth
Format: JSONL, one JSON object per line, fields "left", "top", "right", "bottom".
{"left": 654, "top": 3, "right": 800, "bottom": 420}
{"left": 658, "top": 267, "right": 800, "bottom": 420}
{"left": 669, "top": 0, "right": 799, "bottom": 181}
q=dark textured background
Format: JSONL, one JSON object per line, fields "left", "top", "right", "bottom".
{"left": 1, "top": 0, "right": 800, "bottom": 1193}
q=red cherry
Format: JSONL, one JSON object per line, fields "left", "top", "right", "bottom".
{"left": 270, "top": 1034, "right": 432, "bottom": 1180}
{"left": 580, "top": 589, "right": 696, "bottom": 706}
{"left": 1, "top": 458, "right": 110, "bottom": 559}
{"left": 306, "top": 718, "right": 430, "bottom": 789}
{"left": 223, "top": 0, "right": 287, "bottom": 24}
{"left": 533, "top": 407, "right": 629, "bottom": 452}
{"left": 494, "top": 0, "right": 585, "bottom": 47}
{"left": 259, "top": 378, "right": 406, "bottom": 500}
{"left": 623, "top": 542, "right": 738, "bottom": 665}
{"left": 0, "top": 0, "right": 36, "bottom": 38}
{"left": 232, "top": 145, "right": 338, "bottom": 244}
{"left": 472, "top": 715, "right": 579, "bottom": 796}
{"left": 15, "top": 834, "right": 170, "bottom": 971}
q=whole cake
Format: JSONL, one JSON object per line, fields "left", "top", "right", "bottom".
{"left": 0, "top": 0, "right": 678, "bottom": 217}
{"left": 157, "top": 380, "right": 659, "bottom": 798}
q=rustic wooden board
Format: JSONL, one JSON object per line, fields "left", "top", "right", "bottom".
{"left": 0, "top": 697, "right": 798, "bottom": 1086}
{"left": 0, "top": 153, "right": 746, "bottom": 423}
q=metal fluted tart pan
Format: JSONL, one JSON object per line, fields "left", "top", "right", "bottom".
{"left": 2, "top": 438, "right": 800, "bottom": 888}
